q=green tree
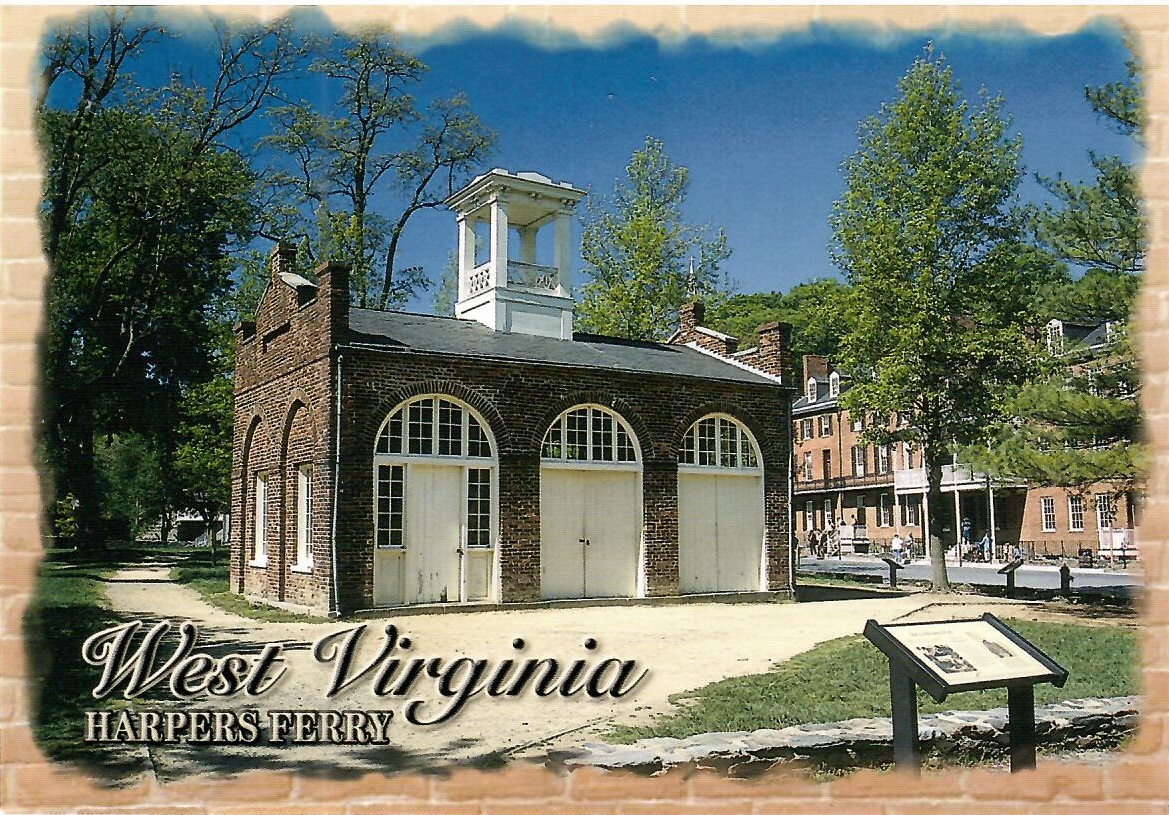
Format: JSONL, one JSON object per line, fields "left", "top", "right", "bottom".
{"left": 94, "top": 432, "right": 167, "bottom": 540}
{"left": 972, "top": 44, "right": 1146, "bottom": 504}
{"left": 829, "top": 49, "right": 1033, "bottom": 591}
{"left": 264, "top": 27, "right": 494, "bottom": 309}
{"left": 38, "top": 11, "right": 296, "bottom": 547}
{"left": 432, "top": 251, "right": 459, "bottom": 316}
{"left": 173, "top": 377, "right": 234, "bottom": 564}
{"left": 576, "top": 137, "right": 731, "bottom": 340}
{"left": 705, "top": 279, "right": 854, "bottom": 361}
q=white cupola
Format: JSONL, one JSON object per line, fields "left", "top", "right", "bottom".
{"left": 445, "top": 169, "right": 586, "bottom": 340}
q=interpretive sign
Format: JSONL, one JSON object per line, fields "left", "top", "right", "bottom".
{"left": 864, "top": 613, "right": 1069, "bottom": 773}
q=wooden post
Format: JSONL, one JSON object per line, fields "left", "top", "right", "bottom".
{"left": 889, "top": 663, "right": 920, "bottom": 774}
{"left": 1007, "top": 685, "right": 1037, "bottom": 772}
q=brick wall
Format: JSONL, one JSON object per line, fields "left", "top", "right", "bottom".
{"left": 334, "top": 350, "right": 794, "bottom": 611}
{"left": 233, "top": 273, "right": 795, "bottom": 613}
{"left": 230, "top": 248, "right": 348, "bottom": 612}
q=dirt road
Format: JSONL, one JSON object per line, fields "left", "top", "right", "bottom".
{"left": 99, "top": 567, "right": 1038, "bottom": 779}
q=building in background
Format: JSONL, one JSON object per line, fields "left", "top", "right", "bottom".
{"left": 791, "top": 334, "right": 1138, "bottom": 563}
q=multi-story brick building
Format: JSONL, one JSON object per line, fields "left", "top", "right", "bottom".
{"left": 792, "top": 324, "right": 1138, "bottom": 563}
{"left": 230, "top": 169, "right": 797, "bottom": 614}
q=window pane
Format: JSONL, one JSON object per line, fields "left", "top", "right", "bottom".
{"left": 740, "top": 428, "right": 758, "bottom": 467}
{"left": 467, "top": 468, "right": 492, "bottom": 547}
{"left": 542, "top": 421, "right": 563, "bottom": 460}
{"left": 697, "top": 419, "right": 717, "bottom": 466}
{"left": 408, "top": 400, "right": 433, "bottom": 455}
{"left": 720, "top": 420, "right": 738, "bottom": 467}
{"left": 616, "top": 422, "right": 637, "bottom": 462}
{"left": 591, "top": 409, "right": 614, "bottom": 462}
{"left": 376, "top": 464, "right": 405, "bottom": 548}
{"left": 565, "top": 409, "right": 589, "bottom": 460}
{"left": 437, "top": 400, "right": 462, "bottom": 456}
{"left": 467, "top": 414, "right": 491, "bottom": 457}
{"left": 680, "top": 427, "right": 696, "bottom": 465}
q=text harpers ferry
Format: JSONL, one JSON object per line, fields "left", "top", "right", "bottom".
{"left": 81, "top": 619, "right": 648, "bottom": 744}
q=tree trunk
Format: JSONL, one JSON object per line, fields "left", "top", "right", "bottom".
{"left": 69, "top": 394, "right": 107, "bottom": 552}
{"left": 925, "top": 449, "right": 951, "bottom": 593}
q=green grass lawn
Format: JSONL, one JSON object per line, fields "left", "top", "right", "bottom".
{"left": 169, "top": 550, "right": 329, "bottom": 622}
{"left": 25, "top": 549, "right": 150, "bottom": 776}
{"left": 608, "top": 617, "right": 1137, "bottom": 743}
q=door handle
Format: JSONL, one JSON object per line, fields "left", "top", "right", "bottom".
{"left": 579, "top": 538, "right": 587, "bottom": 544}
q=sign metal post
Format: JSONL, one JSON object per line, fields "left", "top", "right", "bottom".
{"left": 864, "top": 614, "right": 1068, "bottom": 774}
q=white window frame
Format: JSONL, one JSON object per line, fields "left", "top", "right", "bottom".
{"left": 903, "top": 495, "right": 920, "bottom": 527}
{"left": 1067, "top": 494, "right": 1084, "bottom": 533}
{"left": 802, "top": 451, "right": 813, "bottom": 480}
{"left": 829, "top": 371, "right": 840, "bottom": 398}
{"left": 373, "top": 395, "right": 499, "bottom": 552}
{"left": 250, "top": 472, "right": 268, "bottom": 567}
{"left": 807, "top": 378, "right": 817, "bottom": 401}
{"left": 852, "top": 413, "right": 865, "bottom": 432}
{"left": 804, "top": 500, "right": 814, "bottom": 532}
{"left": 878, "top": 493, "right": 892, "bottom": 527}
{"left": 1095, "top": 494, "right": 1115, "bottom": 530}
{"left": 293, "top": 464, "right": 314, "bottom": 571}
{"left": 818, "top": 414, "right": 832, "bottom": 437}
{"left": 678, "top": 414, "right": 760, "bottom": 473}
{"left": 823, "top": 498, "right": 835, "bottom": 528}
{"left": 851, "top": 445, "right": 866, "bottom": 478}
{"left": 1041, "top": 496, "right": 1057, "bottom": 533}
{"left": 544, "top": 404, "right": 641, "bottom": 468}
{"left": 877, "top": 445, "right": 891, "bottom": 475}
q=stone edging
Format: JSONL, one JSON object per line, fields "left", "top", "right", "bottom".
{"left": 560, "top": 696, "right": 1139, "bottom": 773}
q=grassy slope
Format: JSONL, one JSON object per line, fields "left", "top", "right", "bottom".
{"left": 170, "top": 552, "right": 328, "bottom": 622}
{"left": 608, "top": 618, "right": 1137, "bottom": 743}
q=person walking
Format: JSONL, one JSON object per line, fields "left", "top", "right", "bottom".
{"left": 980, "top": 531, "right": 993, "bottom": 563}
{"left": 905, "top": 533, "right": 915, "bottom": 563}
{"left": 808, "top": 528, "right": 820, "bottom": 559}
{"left": 891, "top": 532, "right": 904, "bottom": 564}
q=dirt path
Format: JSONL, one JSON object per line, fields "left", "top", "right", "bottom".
{"left": 99, "top": 566, "right": 1043, "bottom": 779}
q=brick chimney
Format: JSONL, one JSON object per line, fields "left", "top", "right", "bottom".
{"left": 679, "top": 301, "right": 705, "bottom": 335}
{"left": 754, "top": 321, "right": 792, "bottom": 382}
{"left": 671, "top": 300, "right": 740, "bottom": 356}
{"left": 802, "top": 354, "right": 830, "bottom": 384}
{"left": 269, "top": 241, "right": 297, "bottom": 281}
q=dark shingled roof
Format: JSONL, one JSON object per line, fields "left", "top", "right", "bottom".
{"left": 345, "top": 309, "right": 781, "bottom": 386}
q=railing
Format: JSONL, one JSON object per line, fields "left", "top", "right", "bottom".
{"left": 893, "top": 464, "right": 1025, "bottom": 493}
{"left": 794, "top": 472, "right": 894, "bottom": 493}
{"left": 507, "top": 260, "right": 559, "bottom": 291}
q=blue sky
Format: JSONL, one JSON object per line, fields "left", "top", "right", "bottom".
{"left": 393, "top": 22, "right": 1136, "bottom": 309}
{"left": 45, "top": 12, "right": 1138, "bottom": 311}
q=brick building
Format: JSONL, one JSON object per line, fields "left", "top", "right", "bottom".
{"left": 792, "top": 327, "right": 1138, "bottom": 562}
{"left": 231, "top": 170, "right": 796, "bottom": 614}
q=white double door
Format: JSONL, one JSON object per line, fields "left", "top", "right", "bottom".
{"left": 540, "top": 467, "right": 641, "bottom": 599}
{"left": 678, "top": 471, "right": 765, "bottom": 594}
{"left": 400, "top": 463, "right": 465, "bottom": 604}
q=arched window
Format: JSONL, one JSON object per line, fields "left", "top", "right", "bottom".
{"left": 541, "top": 405, "right": 639, "bottom": 463}
{"left": 375, "top": 396, "right": 493, "bottom": 459}
{"left": 679, "top": 414, "right": 761, "bottom": 469}
{"left": 806, "top": 378, "right": 818, "bottom": 401}
{"left": 372, "top": 396, "right": 497, "bottom": 552}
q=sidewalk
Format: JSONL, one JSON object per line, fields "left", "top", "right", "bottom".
{"left": 806, "top": 551, "right": 1141, "bottom": 578}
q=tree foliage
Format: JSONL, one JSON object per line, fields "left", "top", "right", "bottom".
{"left": 974, "top": 44, "right": 1146, "bottom": 500}
{"left": 38, "top": 11, "right": 296, "bottom": 545}
{"left": 705, "top": 279, "right": 853, "bottom": 360}
{"left": 263, "top": 27, "right": 494, "bottom": 309}
{"left": 173, "top": 376, "right": 234, "bottom": 562}
{"left": 576, "top": 137, "right": 731, "bottom": 340}
{"left": 829, "top": 49, "right": 1033, "bottom": 590}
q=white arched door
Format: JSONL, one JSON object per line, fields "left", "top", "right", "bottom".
{"left": 678, "top": 415, "right": 765, "bottom": 593}
{"left": 372, "top": 396, "right": 497, "bottom": 606}
{"left": 539, "top": 405, "right": 642, "bottom": 599}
